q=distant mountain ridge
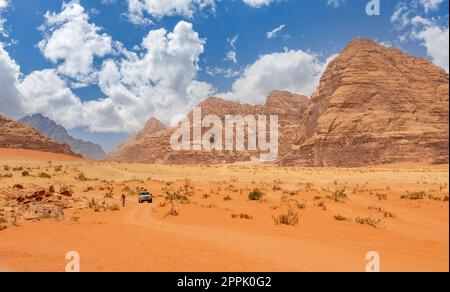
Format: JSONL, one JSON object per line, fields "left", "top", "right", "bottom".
{"left": 0, "top": 115, "right": 81, "bottom": 157}
{"left": 19, "top": 114, "right": 106, "bottom": 160}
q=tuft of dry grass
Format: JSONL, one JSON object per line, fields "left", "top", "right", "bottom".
{"left": 355, "top": 217, "right": 381, "bottom": 228}
{"left": 273, "top": 209, "right": 299, "bottom": 226}
{"left": 231, "top": 213, "right": 253, "bottom": 220}
{"left": 401, "top": 191, "right": 425, "bottom": 200}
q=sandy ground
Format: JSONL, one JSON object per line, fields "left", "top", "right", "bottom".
{"left": 0, "top": 149, "right": 448, "bottom": 272}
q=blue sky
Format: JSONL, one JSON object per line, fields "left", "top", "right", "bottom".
{"left": 0, "top": 0, "right": 448, "bottom": 151}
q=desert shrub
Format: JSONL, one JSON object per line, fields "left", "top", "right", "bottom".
{"left": 334, "top": 214, "right": 348, "bottom": 221}
{"left": 54, "top": 165, "right": 63, "bottom": 172}
{"left": 104, "top": 187, "right": 114, "bottom": 199}
{"left": 248, "top": 189, "right": 263, "bottom": 201}
{"left": 355, "top": 217, "right": 381, "bottom": 228}
{"left": 223, "top": 195, "right": 232, "bottom": 201}
{"left": 12, "top": 167, "right": 23, "bottom": 171}
{"left": 75, "top": 172, "right": 89, "bottom": 181}
{"left": 316, "top": 201, "right": 327, "bottom": 211}
{"left": 273, "top": 209, "right": 299, "bottom": 226}
{"left": 297, "top": 200, "right": 307, "bottom": 209}
{"left": 21, "top": 170, "right": 30, "bottom": 177}
{"left": 84, "top": 186, "right": 94, "bottom": 192}
{"left": 38, "top": 172, "right": 51, "bottom": 179}
{"left": 231, "top": 213, "right": 253, "bottom": 220}
{"left": 401, "top": 191, "right": 425, "bottom": 200}
{"left": 327, "top": 185, "right": 348, "bottom": 202}
{"left": 376, "top": 193, "right": 388, "bottom": 201}
{"left": 3, "top": 165, "right": 10, "bottom": 171}
{"left": 444, "top": 196, "right": 449, "bottom": 202}
{"left": 2, "top": 173, "right": 13, "bottom": 178}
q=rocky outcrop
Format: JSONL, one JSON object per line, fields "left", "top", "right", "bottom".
{"left": 0, "top": 115, "right": 81, "bottom": 157}
{"left": 281, "top": 39, "right": 449, "bottom": 167}
{"left": 107, "top": 91, "right": 309, "bottom": 164}
{"left": 108, "top": 39, "right": 449, "bottom": 167}
{"left": 19, "top": 114, "right": 106, "bottom": 160}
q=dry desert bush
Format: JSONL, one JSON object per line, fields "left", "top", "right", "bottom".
{"left": 273, "top": 208, "right": 299, "bottom": 226}
{"left": 231, "top": 213, "right": 253, "bottom": 220}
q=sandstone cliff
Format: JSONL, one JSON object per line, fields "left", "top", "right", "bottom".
{"left": 281, "top": 39, "right": 449, "bottom": 167}
{"left": 0, "top": 115, "right": 81, "bottom": 157}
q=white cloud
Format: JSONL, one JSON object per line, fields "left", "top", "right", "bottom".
{"left": 221, "top": 50, "right": 335, "bottom": 104}
{"left": 242, "top": 0, "right": 276, "bottom": 8}
{"left": 228, "top": 35, "right": 239, "bottom": 49}
{"left": 225, "top": 51, "right": 237, "bottom": 64}
{"left": 127, "top": 0, "right": 216, "bottom": 25}
{"left": 38, "top": 1, "right": 113, "bottom": 87}
{"left": 1, "top": 18, "right": 214, "bottom": 133}
{"left": 266, "top": 24, "right": 285, "bottom": 39}
{"left": 17, "top": 69, "right": 84, "bottom": 128}
{"left": 327, "top": 0, "right": 346, "bottom": 8}
{"left": 419, "top": 0, "right": 444, "bottom": 13}
{"left": 0, "top": 0, "right": 8, "bottom": 37}
{"left": 0, "top": 42, "right": 24, "bottom": 117}
{"left": 412, "top": 18, "right": 449, "bottom": 72}
{"left": 390, "top": 1, "right": 449, "bottom": 72}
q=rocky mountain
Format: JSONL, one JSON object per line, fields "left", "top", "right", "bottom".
{"left": 19, "top": 114, "right": 106, "bottom": 160}
{"left": 108, "top": 39, "right": 449, "bottom": 167}
{"left": 0, "top": 115, "right": 81, "bottom": 157}
{"left": 281, "top": 39, "right": 449, "bottom": 167}
{"left": 107, "top": 91, "right": 309, "bottom": 164}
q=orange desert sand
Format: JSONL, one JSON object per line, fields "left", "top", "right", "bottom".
{"left": 0, "top": 149, "right": 448, "bottom": 272}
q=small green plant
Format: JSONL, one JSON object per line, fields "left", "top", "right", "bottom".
{"left": 248, "top": 189, "right": 263, "bottom": 201}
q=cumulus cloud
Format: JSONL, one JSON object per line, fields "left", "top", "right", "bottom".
{"left": 1, "top": 18, "right": 214, "bottom": 133}
{"left": 220, "top": 50, "right": 335, "bottom": 104}
{"left": 411, "top": 18, "right": 449, "bottom": 72}
{"left": 126, "top": 0, "right": 216, "bottom": 25}
{"left": 38, "top": 1, "right": 113, "bottom": 87}
{"left": 0, "top": 43, "right": 24, "bottom": 117}
{"left": 390, "top": 1, "right": 449, "bottom": 72}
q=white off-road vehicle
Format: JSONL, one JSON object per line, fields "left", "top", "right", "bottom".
{"left": 138, "top": 190, "right": 153, "bottom": 204}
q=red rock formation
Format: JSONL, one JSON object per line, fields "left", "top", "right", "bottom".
{"left": 0, "top": 115, "right": 81, "bottom": 157}
{"left": 107, "top": 91, "right": 309, "bottom": 164}
{"left": 281, "top": 39, "right": 449, "bottom": 166}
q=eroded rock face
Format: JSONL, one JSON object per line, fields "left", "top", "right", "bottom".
{"left": 108, "top": 39, "right": 449, "bottom": 167}
{"left": 0, "top": 115, "right": 81, "bottom": 157}
{"left": 281, "top": 39, "right": 449, "bottom": 167}
{"left": 19, "top": 114, "right": 106, "bottom": 160}
{"left": 107, "top": 91, "right": 309, "bottom": 164}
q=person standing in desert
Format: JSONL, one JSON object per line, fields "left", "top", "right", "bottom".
{"left": 121, "top": 194, "right": 126, "bottom": 208}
